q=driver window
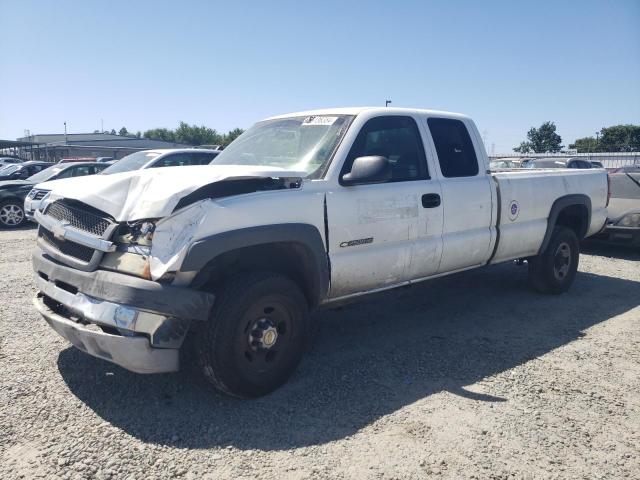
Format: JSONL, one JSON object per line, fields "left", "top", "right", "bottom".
{"left": 343, "top": 116, "right": 429, "bottom": 183}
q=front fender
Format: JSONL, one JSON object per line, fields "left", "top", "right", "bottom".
{"left": 181, "top": 223, "right": 329, "bottom": 304}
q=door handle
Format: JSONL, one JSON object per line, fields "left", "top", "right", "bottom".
{"left": 421, "top": 193, "right": 441, "bottom": 208}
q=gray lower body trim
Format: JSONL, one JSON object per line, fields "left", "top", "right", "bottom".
{"left": 34, "top": 296, "right": 179, "bottom": 374}
{"left": 33, "top": 249, "right": 214, "bottom": 321}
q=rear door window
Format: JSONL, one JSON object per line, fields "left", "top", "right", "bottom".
{"left": 193, "top": 152, "right": 219, "bottom": 164}
{"left": 70, "top": 165, "right": 91, "bottom": 176}
{"left": 152, "top": 152, "right": 217, "bottom": 168}
{"left": 428, "top": 118, "right": 479, "bottom": 177}
{"left": 152, "top": 153, "right": 193, "bottom": 168}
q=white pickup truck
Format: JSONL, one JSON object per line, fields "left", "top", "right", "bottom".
{"left": 31, "top": 107, "right": 608, "bottom": 397}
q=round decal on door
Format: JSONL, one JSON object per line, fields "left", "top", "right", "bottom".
{"left": 508, "top": 200, "right": 519, "bottom": 221}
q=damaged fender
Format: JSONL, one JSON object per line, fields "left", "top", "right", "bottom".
{"left": 149, "top": 201, "right": 209, "bottom": 280}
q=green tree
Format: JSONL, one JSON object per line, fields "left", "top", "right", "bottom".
{"left": 118, "top": 127, "right": 129, "bottom": 136}
{"left": 143, "top": 128, "right": 176, "bottom": 142}
{"left": 514, "top": 121, "right": 563, "bottom": 153}
{"left": 221, "top": 128, "right": 244, "bottom": 147}
{"left": 569, "top": 125, "right": 640, "bottom": 152}
{"left": 142, "top": 124, "right": 246, "bottom": 146}
{"left": 135, "top": 131, "right": 141, "bottom": 138}
{"left": 110, "top": 128, "right": 116, "bottom": 135}
{"left": 569, "top": 136, "right": 599, "bottom": 153}
{"left": 599, "top": 124, "right": 640, "bottom": 152}
{"left": 174, "top": 121, "right": 221, "bottom": 145}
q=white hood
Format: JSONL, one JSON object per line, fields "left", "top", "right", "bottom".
{"left": 40, "top": 165, "right": 306, "bottom": 221}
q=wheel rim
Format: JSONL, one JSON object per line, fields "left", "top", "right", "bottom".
{"left": 553, "top": 241, "right": 571, "bottom": 281}
{"left": 0, "top": 204, "right": 24, "bottom": 226}
{"left": 236, "top": 296, "right": 294, "bottom": 378}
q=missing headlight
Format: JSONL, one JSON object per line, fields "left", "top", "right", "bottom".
{"left": 114, "top": 220, "right": 157, "bottom": 246}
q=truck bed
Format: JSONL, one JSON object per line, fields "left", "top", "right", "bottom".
{"left": 489, "top": 168, "right": 608, "bottom": 264}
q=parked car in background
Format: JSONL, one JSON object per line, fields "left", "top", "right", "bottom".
{"left": 489, "top": 159, "right": 519, "bottom": 169}
{"left": 590, "top": 161, "right": 604, "bottom": 168}
{"left": 100, "top": 148, "right": 221, "bottom": 175}
{"left": 0, "top": 162, "right": 107, "bottom": 228}
{"left": 58, "top": 157, "right": 97, "bottom": 163}
{"left": 593, "top": 172, "right": 640, "bottom": 246}
{"left": 524, "top": 158, "right": 594, "bottom": 169}
{"left": 0, "top": 157, "right": 23, "bottom": 167}
{"left": 0, "top": 161, "right": 51, "bottom": 181}
{"left": 24, "top": 162, "right": 109, "bottom": 223}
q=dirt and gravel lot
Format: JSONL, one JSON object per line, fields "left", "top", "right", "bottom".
{"left": 0, "top": 226, "right": 638, "bottom": 480}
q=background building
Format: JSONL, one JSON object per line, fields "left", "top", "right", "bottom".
{"left": 12, "top": 132, "right": 192, "bottom": 162}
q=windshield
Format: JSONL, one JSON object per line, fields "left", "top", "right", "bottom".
{"left": 0, "top": 164, "right": 20, "bottom": 175}
{"left": 100, "top": 151, "right": 162, "bottom": 174}
{"left": 210, "top": 115, "right": 354, "bottom": 177}
{"left": 27, "top": 165, "right": 64, "bottom": 183}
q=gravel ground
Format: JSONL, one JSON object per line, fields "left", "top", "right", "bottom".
{"left": 1, "top": 226, "right": 639, "bottom": 479}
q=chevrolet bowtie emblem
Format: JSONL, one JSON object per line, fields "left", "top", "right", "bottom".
{"left": 52, "top": 221, "right": 70, "bottom": 240}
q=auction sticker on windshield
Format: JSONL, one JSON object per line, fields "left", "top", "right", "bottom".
{"left": 302, "top": 116, "right": 338, "bottom": 126}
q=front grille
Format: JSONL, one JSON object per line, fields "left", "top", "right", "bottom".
{"left": 32, "top": 190, "right": 48, "bottom": 200}
{"left": 39, "top": 227, "right": 95, "bottom": 263}
{"left": 44, "top": 200, "right": 113, "bottom": 237}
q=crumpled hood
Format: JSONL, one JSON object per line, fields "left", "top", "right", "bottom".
{"left": 44, "top": 164, "right": 306, "bottom": 221}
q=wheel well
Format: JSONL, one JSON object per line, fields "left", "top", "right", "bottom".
{"left": 192, "top": 242, "right": 322, "bottom": 307}
{"left": 555, "top": 204, "right": 588, "bottom": 239}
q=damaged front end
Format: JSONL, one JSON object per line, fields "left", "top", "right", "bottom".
{"left": 31, "top": 170, "right": 302, "bottom": 373}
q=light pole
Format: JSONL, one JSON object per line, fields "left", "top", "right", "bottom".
{"left": 64, "top": 122, "right": 68, "bottom": 144}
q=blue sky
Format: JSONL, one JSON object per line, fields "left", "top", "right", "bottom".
{"left": 1, "top": 0, "right": 638, "bottom": 153}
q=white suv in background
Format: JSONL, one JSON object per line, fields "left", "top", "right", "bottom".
{"left": 100, "top": 148, "right": 221, "bottom": 175}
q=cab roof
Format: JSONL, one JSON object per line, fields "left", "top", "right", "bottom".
{"left": 265, "top": 106, "right": 471, "bottom": 121}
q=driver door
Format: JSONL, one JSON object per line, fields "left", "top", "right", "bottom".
{"left": 326, "top": 115, "right": 443, "bottom": 298}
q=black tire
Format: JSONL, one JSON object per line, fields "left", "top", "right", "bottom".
{"left": 196, "top": 271, "right": 309, "bottom": 398}
{"left": 528, "top": 226, "right": 579, "bottom": 294}
{"left": 0, "top": 200, "right": 26, "bottom": 228}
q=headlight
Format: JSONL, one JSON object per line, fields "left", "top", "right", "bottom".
{"left": 617, "top": 213, "right": 640, "bottom": 227}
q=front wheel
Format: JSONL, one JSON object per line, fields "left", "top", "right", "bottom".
{"left": 0, "top": 200, "right": 26, "bottom": 228}
{"left": 528, "top": 226, "right": 579, "bottom": 294}
{"left": 196, "top": 271, "right": 309, "bottom": 398}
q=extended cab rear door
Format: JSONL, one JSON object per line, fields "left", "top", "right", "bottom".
{"left": 326, "top": 114, "right": 444, "bottom": 297}
{"left": 425, "top": 117, "right": 494, "bottom": 272}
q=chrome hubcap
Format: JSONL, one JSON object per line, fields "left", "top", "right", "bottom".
{"left": 248, "top": 318, "right": 278, "bottom": 350}
{"left": 553, "top": 242, "right": 571, "bottom": 281}
{"left": 0, "top": 204, "right": 24, "bottom": 226}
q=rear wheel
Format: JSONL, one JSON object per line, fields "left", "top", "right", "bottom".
{"left": 196, "top": 271, "right": 309, "bottom": 398}
{"left": 528, "top": 226, "right": 579, "bottom": 294}
{"left": 0, "top": 200, "right": 25, "bottom": 228}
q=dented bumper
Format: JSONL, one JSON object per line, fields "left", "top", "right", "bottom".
{"left": 34, "top": 295, "right": 179, "bottom": 373}
{"left": 32, "top": 250, "right": 215, "bottom": 373}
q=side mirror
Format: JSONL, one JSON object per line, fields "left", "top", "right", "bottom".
{"left": 341, "top": 155, "right": 391, "bottom": 186}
